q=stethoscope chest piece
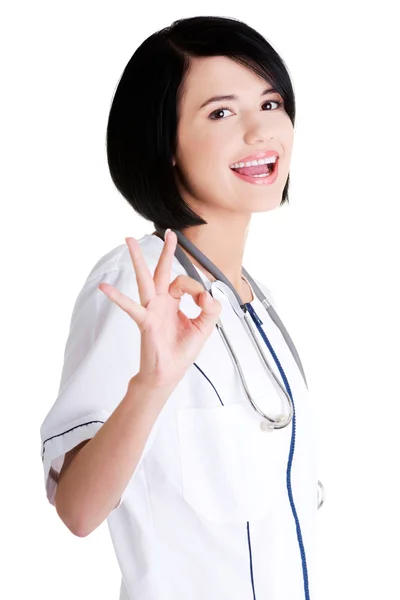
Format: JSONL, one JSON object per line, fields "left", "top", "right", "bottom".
{"left": 260, "top": 413, "right": 290, "bottom": 432}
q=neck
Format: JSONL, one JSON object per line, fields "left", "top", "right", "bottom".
{"left": 153, "top": 215, "right": 252, "bottom": 298}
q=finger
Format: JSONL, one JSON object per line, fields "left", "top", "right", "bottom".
{"left": 168, "top": 274, "right": 206, "bottom": 304}
{"left": 125, "top": 237, "right": 155, "bottom": 307}
{"left": 169, "top": 275, "right": 221, "bottom": 315}
{"left": 153, "top": 229, "right": 177, "bottom": 293}
{"left": 190, "top": 290, "right": 222, "bottom": 335}
{"left": 98, "top": 282, "right": 147, "bottom": 328}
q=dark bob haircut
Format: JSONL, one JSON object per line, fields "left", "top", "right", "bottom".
{"left": 106, "top": 15, "right": 296, "bottom": 231}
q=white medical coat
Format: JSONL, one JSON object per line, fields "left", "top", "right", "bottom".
{"left": 40, "top": 232, "right": 319, "bottom": 599}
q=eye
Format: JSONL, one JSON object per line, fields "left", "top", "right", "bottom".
{"left": 208, "top": 107, "right": 234, "bottom": 120}
{"left": 208, "top": 99, "right": 283, "bottom": 121}
{"left": 262, "top": 99, "right": 283, "bottom": 111}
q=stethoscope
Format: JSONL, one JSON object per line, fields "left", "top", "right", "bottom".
{"left": 153, "top": 225, "right": 325, "bottom": 510}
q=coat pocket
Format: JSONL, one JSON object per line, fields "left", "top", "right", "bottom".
{"left": 176, "top": 400, "right": 291, "bottom": 524}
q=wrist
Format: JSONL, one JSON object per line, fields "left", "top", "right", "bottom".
{"left": 128, "top": 373, "right": 176, "bottom": 402}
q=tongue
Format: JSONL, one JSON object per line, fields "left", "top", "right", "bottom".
{"left": 235, "top": 163, "right": 271, "bottom": 176}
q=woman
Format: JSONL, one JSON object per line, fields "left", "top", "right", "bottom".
{"left": 40, "top": 15, "right": 321, "bottom": 600}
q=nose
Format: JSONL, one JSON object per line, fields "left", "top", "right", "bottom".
{"left": 242, "top": 114, "right": 274, "bottom": 145}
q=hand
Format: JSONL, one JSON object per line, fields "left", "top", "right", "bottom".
{"left": 98, "top": 230, "right": 222, "bottom": 390}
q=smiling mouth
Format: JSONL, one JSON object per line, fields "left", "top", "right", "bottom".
{"left": 230, "top": 158, "right": 278, "bottom": 178}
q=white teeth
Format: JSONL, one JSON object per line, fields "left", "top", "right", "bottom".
{"left": 229, "top": 156, "right": 278, "bottom": 169}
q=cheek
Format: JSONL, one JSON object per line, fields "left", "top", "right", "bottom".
{"left": 281, "top": 119, "right": 294, "bottom": 150}
{"left": 196, "top": 128, "right": 226, "bottom": 158}
{"left": 185, "top": 135, "right": 227, "bottom": 177}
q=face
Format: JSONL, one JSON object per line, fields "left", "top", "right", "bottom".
{"left": 173, "top": 55, "right": 294, "bottom": 218}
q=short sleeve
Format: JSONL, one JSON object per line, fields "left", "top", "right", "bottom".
{"left": 39, "top": 266, "right": 158, "bottom": 511}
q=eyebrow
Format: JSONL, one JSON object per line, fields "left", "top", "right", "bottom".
{"left": 199, "top": 87, "right": 280, "bottom": 110}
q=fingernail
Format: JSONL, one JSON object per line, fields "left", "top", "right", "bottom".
{"left": 164, "top": 228, "right": 171, "bottom": 240}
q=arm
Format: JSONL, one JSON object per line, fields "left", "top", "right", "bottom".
{"left": 54, "top": 374, "right": 174, "bottom": 537}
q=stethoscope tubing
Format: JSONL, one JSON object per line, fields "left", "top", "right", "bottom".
{"left": 215, "top": 307, "right": 293, "bottom": 429}
{"left": 156, "top": 225, "right": 295, "bottom": 429}
{"left": 153, "top": 225, "right": 325, "bottom": 509}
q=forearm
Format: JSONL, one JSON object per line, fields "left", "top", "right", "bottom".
{"left": 55, "top": 374, "right": 174, "bottom": 537}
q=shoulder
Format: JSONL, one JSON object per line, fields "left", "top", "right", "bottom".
{"left": 74, "top": 233, "right": 183, "bottom": 316}
{"left": 252, "top": 276, "right": 273, "bottom": 300}
{"left": 86, "top": 233, "right": 163, "bottom": 282}
{"left": 252, "top": 277, "right": 278, "bottom": 311}
{"left": 66, "top": 234, "right": 165, "bottom": 326}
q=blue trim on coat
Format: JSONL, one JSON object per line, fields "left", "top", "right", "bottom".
{"left": 193, "top": 363, "right": 224, "bottom": 406}
{"left": 247, "top": 522, "right": 257, "bottom": 600}
{"left": 41, "top": 420, "right": 105, "bottom": 460}
{"left": 246, "top": 302, "right": 310, "bottom": 600}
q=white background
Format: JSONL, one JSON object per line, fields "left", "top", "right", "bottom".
{"left": 1, "top": 1, "right": 399, "bottom": 598}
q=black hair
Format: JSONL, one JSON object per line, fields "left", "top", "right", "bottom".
{"left": 106, "top": 15, "right": 296, "bottom": 231}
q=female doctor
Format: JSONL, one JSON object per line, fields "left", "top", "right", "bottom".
{"left": 40, "top": 15, "right": 321, "bottom": 600}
